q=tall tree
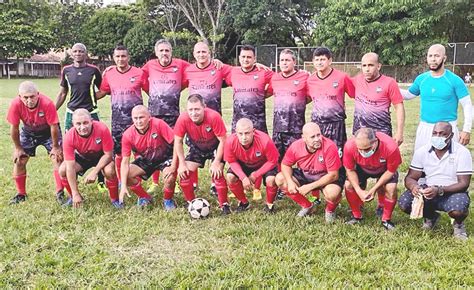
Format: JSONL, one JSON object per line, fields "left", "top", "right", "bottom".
{"left": 124, "top": 21, "right": 162, "bottom": 66}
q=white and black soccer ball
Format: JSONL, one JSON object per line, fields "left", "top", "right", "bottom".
{"left": 187, "top": 198, "right": 211, "bottom": 219}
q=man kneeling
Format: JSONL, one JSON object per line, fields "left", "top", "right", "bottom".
{"left": 275, "top": 122, "right": 343, "bottom": 221}
{"left": 59, "top": 109, "right": 119, "bottom": 208}
{"left": 400, "top": 122, "right": 472, "bottom": 240}
{"left": 224, "top": 118, "right": 279, "bottom": 213}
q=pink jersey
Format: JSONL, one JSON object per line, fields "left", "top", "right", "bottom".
{"left": 268, "top": 71, "right": 309, "bottom": 133}
{"left": 7, "top": 94, "right": 59, "bottom": 136}
{"left": 352, "top": 74, "right": 403, "bottom": 135}
{"left": 224, "top": 130, "right": 279, "bottom": 180}
{"left": 343, "top": 131, "right": 402, "bottom": 175}
{"left": 282, "top": 137, "right": 341, "bottom": 181}
{"left": 63, "top": 120, "right": 113, "bottom": 161}
{"left": 174, "top": 108, "right": 227, "bottom": 152}
{"left": 142, "top": 58, "right": 189, "bottom": 117}
{"left": 100, "top": 66, "right": 145, "bottom": 127}
{"left": 121, "top": 117, "right": 174, "bottom": 162}
{"left": 226, "top": 66, "right": 273, "bottom": 132}
{"left": 307, "top": 68, "right": 355, "bottom": 123}
{"left": 184, "top": 63, "right": 232, "bottom": 114}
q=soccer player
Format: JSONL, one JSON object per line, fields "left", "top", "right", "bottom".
{"left": 226, "top": 45, "right": 274, "bottom": 133}
{"left": 352, "top": 52, "right": 405, "bottom": 145}
{"left": 343, "top": 128, "right": 402, "bottom": 230}
{"left": 275, "top": 123, "right": 343, "bottom": 220}
{"left": 402, "top": 44, "right": 472, "bottom": 150}
{"left": 97, "top": 45, "right": 146, "bottom": 180}
{"left": 119, "top": 105, "right": 177, "bottom": 209}
{"left": 224, "top": 118, "right": 279, "bottom": 213}
{"left": 307, "top": 47, "right": 355, "bottom": 154}
{"left": 400, "top": 122, "right": 472, "bottom": 240}
{"left": 7, "top": 81, "right": 64, "bottom": 204}
{"left": 59, "top": 109, "right": 119, "bottom": 208}
{"left": 183, "top": 41, "right": 232, "bottom": 114}
{"left": 268, "top": 49, "right": 310, "bottom": 160}
{"left": 55, "top": 43, "right": 102, "bottom": 130}
{"left": 174, "top": 94, "right": 230, "bottom": 214}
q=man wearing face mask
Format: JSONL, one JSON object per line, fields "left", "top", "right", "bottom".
{"left": 400, "top": 122, "right": 472, "bottom": 240}
{"left": 275, "top": 122, "right": 343, "bottom": 221}
{"left": 402, "top": 44, "right": 472, "bottom": 150}
{"left": 343, "top": 127, "right": 402, "bottom": 230}
{"left": 7, "top": 81, "right": 64, "bottom": 204}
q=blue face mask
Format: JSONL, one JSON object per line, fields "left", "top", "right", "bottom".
{"left": 359, "top": 148, "right": 375, "bottom": 158}
{"left": 431, "top": 136, "right": 448, "bottom": 150}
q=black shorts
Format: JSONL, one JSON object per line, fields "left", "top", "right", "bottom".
{"left": 76, "top": 153, "right": 101, "bottom": 176}
{"left": 20, "top": 128, "right": 62, "bottom": 157}
{"left": 154, "top": 115, "right": 178, "bottom": 128}
{"left": 355, "top": 165, "right": 398, "bottom": 189}
{"left": 112, "top": 123, "right": 132, "bottom": 155}
{"left": 272, "top": 132, "right": 301, "bottom": 162}
{"left": 185, "top": 143, "right": 221, "bottom": 168}
{"left": 313, "top": 119, "right": 346, "bottom": 155}
{"left": 132, "top": 157, "right": 173, "bottom": 180}
{"left": 293, "top": 168, "right": 345, "bottom": 188}
{"left": 399, "top": 191, "right": 470, "bottom": 214}
{"left": 227, "top": 164, "right": 278, "bottom": 182}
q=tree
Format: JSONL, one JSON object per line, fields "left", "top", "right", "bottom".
{"left": 313, "top": 0, "right": 446, "bottom": 65}
{"left": 124, "top": 21, "right": 162, "bottom": 66}
{"left": 83, "top": 8, "right": 135, "bottom": 60}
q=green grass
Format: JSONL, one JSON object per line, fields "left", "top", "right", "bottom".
{"left": 0, "top": 78, "right": 473, "bottom": 287}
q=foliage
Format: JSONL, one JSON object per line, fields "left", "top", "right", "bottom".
{"left": 124, "top": 21, "right": 162, "bottom": 66}
{"left": 313, "top": 0, "right": 447, "bottom": 65}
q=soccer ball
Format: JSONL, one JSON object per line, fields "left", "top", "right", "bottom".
{"left": 188, "top": 198, "right": 211, "bottom": 219}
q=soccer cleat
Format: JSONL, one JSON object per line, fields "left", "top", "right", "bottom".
{"left": 236, "top": 202, "right": 250, "bottom": 212}
{"left": 276, "top": 189, "right": 285, "bottom": 200}
{"left": 97, "top": 182, "right": 108, "bottom": 194}
{"left": 382, "top": 220, "right": 395, "bottom": 231}
{"left": 146, "top": 182, "right": 160, "bottom": 195}
{"left": 210, "top": 183, "right": 218, "bottom": 198}
{"left": 307, "top": 194, "right": 321, "bottom": 205}
{"left": 137, "top": 197, "right": 152, "bottom": 207}
{"left": 297, "top": 204, "right": 314, "bottom": 217}
{"left": 453, "top": 222, "right": 468, "bottom": 240}
{"left": 55, "top": 190, "right": 66, "bottom": 205}
{"left": 263, "top": 204, "right": 275, "bottom": 214}
{"left": 252, "top": 189, "right": 262, "bottom": 201}
{"left": 63, "top": 197, "right": 73, "bottom": 207}
{"left": 163, "top": 199, "right": 176, "bottom": 211}
{"left": 111, "top": 200, "right": 124, "bottom": 209}
{"left": 376, "top": 206, "right": 384, "bottom": 217}
{"left": 325, "top": 211, "right": 337, "bottom": 223}
{"left": 221, "top": 203, "right": 231, "bottom": 215}
{"left": 422, "top": 212, "right": 440, "bottom": 230}
{"left": 345, "top": 216, "right": 363, "bottom": 225}
{"left": 10, "top": 194, "right": 26, "bottom": 204}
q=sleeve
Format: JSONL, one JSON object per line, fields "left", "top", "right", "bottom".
{"left": 99, "top": 72, "right": 110, "bottom": 93}
{"left": 101, "top": 125, "right": 114, "bottom": 152}
{"left": 160, "top": 120, "right": 175, "bottom": 144}
{"left": 388, "top": 79, "right": 403, "bottom": 105}
{"left": 457, "top": 148, "right": 473, "bottom": 175}
{"left": 265, "top": 70, "right": 274, "bottom": 84}
{"left": 409, "top": 147, "right": 425, "bottom": 172}
{"left": 213, "top": 114, "right": 227, "bottom": 137}
{"left": 281, "top": 143, "right": 297, "bottom": 167}
{"left": 45, "top": 101, "right": 60, "bottom": 125}
{"left": 182, "top": 66, "right": 189, "bottom": 88}
{"left": 408, "top": 75, "right": 421, "bottom": 96}
{"left": 221, "top": 64, "right": 232, "bottom": 79}
{"left": 253, "top": 139, "right": 279, "bottom": 178}
{"left": 6, "top": 100, "right": 20, "bottom": 126}
{"left": 63, "top": 132, "right": 75, "bottom": 161}
{"left": 224, "top": 68, "right": 233, "bottom": 87}
{"left": 342, "top": 142, "right": 356, "bottom": 170}
{"left": 94, "top": 68, "right": 102, "bottom": 89}
{"left": 141, "top": 69, "right": 149, "bottom": 94}
{"left": 59, "top": 67, "right": 68, "bottom": 87}
{"left": 121, "top": 130, "right": 132, "bottom": 157}
{"left": 266, "top": 79, "right": 274, "bottom": 96}
{"left": 173, "top": 115, "right": 186, "bottom": 138}
{"left": 223, "top": 138, "right": 237, "bottom": 163}
{"left": 344, "top": 74, "right": 355, "bottom": 98}
{"left": 454, "top": 76, "right": 470, "bottom": 100}
{"left": 325, "top": 142, "right": 342, "bottom": 172}
{"left": 386, "top": 146, "right": 402, "bottom": 172}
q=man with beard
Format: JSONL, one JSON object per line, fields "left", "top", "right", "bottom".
{"left": 402, "top": 44, "right": 472, "bottom": 150}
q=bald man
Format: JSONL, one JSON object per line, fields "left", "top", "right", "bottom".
{"left": 7, "top": 81, "right": 64, "bottom": 204}
{"left": 352, "top": 52, "right": 405, "bottom": 145}
{"left": 59, "top": 109, "right": 119, "bottom": 208}
{"left": 400, "top": 122, "right": 471, "bottom": 240}
{"left": 275, "top": 122, "right": 343, "bottom": 220}
{"left": 402, "top": 44, "right": 472, "bottom": 150}
{"left": 120, "top": 105, "right": 177, "bottom": 210}
{"left": 224, "top": 118, "right": 279, "bottom": 213}
{"left": 343, "top": 128, "right": 402, "bottom": 230}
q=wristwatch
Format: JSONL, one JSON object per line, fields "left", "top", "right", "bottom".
{"left": 437, "top": 185, "right": 444, "bottom": 196}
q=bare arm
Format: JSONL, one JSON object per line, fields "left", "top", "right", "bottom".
{"left": 368, "top": 170, "right": 396, "bottom": 194}
{"left": 83, "top": 151, "right": 113, "bottom": 184}
{"left": 49, "top": 124, "right": 63, "bottom": 163}
{"left": 393, "top": 102, "right": 405, "bottom": 146}
{"left": 281, "top": 164, "right": 298, "bottom": 194}
{"left": 119, "top": 155, "right": 131, "bottom": 203}
{"left": 298, "top": 170, "right": 338, "bottom": 195}
{"left": 10, "top": 124, "right": 26, "bottom": 162}
{"left": 96, "top": 90, "right": 108, "bottom": 100}
{"left": 404, "top": 168, "right": 424, "bottom": 197}
{"left": 55, "top": 86, "right": 68, "bottom": 109}
{"left": 65, "top": 159, "right": 82, "bottom": 207}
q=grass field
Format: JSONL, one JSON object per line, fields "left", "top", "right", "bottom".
{"left": 0, "top": 78, "right": 473, "bottom": 287}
